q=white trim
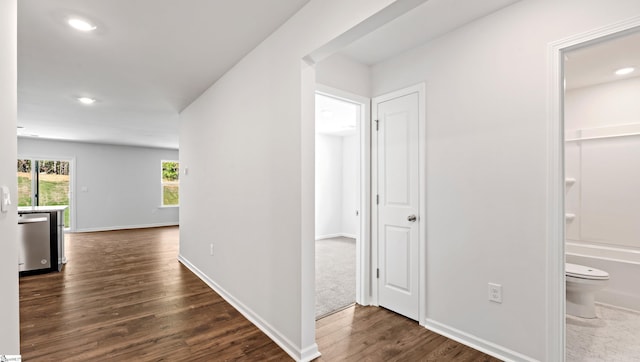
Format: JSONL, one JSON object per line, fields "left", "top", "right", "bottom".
{"left": 315, "top": 233, "right": 357, "bottom": 240}
{"left": 424, "top": 319, "right": 537, "bottom": 362}
{"left": 371, "top": 83, "right": 426, "bottom": 323}
{"left": 565, "top": 123, "right": 640, "bottom": 142}
{"left": 566, "top": 240, "right": 640, "bottom": 265}
{"left": 547, "top": 15, "right": 640, "bottom": 362}
{"left": 417, "top": 82, "right": 427, "bottom": 326}
{"left": 75, "top": 221, "right": 178, "bottom": 233}
{"left": 547, "top": 33, "right": 566, "bottom": 362}
{"left": 178, "top": 254, "right": 321, "bottom": 362}
{"left": 316, "top": 84, "right": 372, "bottom": 306}
{"left": 371, "top": 98, "right": 380, "bottom": 307}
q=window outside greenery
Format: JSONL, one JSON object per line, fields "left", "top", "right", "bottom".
{"left": 162, "top": 161, "right": 179, "bottom": 206}
{"left": 17, "top": 159, "right": 33, "bottom": 207}
{"left": 17, "top": 159, "right": 71, "bottom": 227}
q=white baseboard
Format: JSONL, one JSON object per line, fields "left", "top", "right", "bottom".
{"left": 599, "top": 289, "right": 640, "bottom": 313}
{"left": 75, "top": 222, "right": 178, "bottom": 233}
{"left": 178, "top": 254, "right": 320, "bottom": 362}
{"left": 424, "top": 319, "right": 537, "bottom": 362}
{"left": 315, "top": 233, "right": 356, "bottom": 240}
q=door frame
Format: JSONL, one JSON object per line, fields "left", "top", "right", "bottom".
{"left": 17, "top": 154, "right": 76, "bottom": 232}
{"left": 547, "top": 16, "right": 640, "bottom": 362}
{"left": 371, "top": 83, "right": 426, "bottom": 324}
{"left": 315, "top": 84, "right": 372, "bottom": 306}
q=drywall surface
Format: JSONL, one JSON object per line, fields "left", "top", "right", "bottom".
{"left": 315, "top": 134, "right": 358, "bottom": 239}
{"left": 18, "top": 138, "right": 179, "bottom": 232}
{"left": 316, "top": 134, "right": 344, "bottom": 238}
{"left": 566, "top": 76, "right": 640, "bottom": 131}
{"left": 316, "top": 53, "right": 371, "bottom": 97}
{"left": 341, "top": 134, "right": 359, "bottom": 237}
{"left": 179, "top": 0, "right": 417, "bottom": 358}
{"left": 565, "top": 78, "right": 640, "bottom": 248}
{"left": 370, "top": 0, "right": 640, "bottom": 360}
{"left": 0, "top": 0, "right": 20, "bottom": 354}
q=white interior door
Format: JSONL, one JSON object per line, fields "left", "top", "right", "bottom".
{"left": 374, "top": 89, "right": 420, "bottom": 321}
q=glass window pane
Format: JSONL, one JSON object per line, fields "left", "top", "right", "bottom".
{"left": 163, "top": 184, "right": 179, "bottom": 206}
{"left": 38, "top": 160, "right": 71, "bottom": 227}
{"left": 161, "top": 161, "right": 179, "bottom": 206}
{"left": 17, "top": 159, "right": 33, "bottom": 207}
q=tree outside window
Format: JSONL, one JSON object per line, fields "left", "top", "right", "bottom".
{"left": 162, "top": 161, "right": 179, "bottom": 206}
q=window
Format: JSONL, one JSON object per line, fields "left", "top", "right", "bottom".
{"left": 161, "top": 160, "right": 179, "bottom": 206}
{"left": 17, "top": 158, "right": 72, "bottom": 228}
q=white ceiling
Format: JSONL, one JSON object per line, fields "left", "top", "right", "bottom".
{"left": 565, "top": 30, "right": 640, "bottom": 90}
{"left": 315, "top": 94, "right": 359, "bottom": 137}
{"left": 339, "top": 0, "right": 521, "bottom": 65}
{"left": 17, "top": 0, "right": 310, "bottom": 149}
{"left": 24, "top": 0, "right": 633, "bottom": 150}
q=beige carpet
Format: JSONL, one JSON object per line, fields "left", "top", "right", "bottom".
{"left": 315, "top": 237, "right": 356, "bottom": 318}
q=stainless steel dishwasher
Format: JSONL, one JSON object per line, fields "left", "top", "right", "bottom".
{"left": 18, "top": 213, "right": 51, "bottom": 272}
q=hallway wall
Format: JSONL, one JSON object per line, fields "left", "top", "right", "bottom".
{"left": 178, "top": 1, "right": 422, "bottom": 359}
{"left": 0, "top": 0, "right": 19, "bottom": 354}
{"left": 370, "top": 0, "right": 640, "bottom": 359}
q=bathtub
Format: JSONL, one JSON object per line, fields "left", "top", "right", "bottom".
{"left": 566, "top": 240, "right": 640, "bottom": 312}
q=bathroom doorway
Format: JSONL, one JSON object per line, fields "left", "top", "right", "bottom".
{"left": 561, "top": 27, "right": 640, "bottom": 360}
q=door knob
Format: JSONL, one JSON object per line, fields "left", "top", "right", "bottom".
{"left": 407, "top": 214, "right": 417, "bottom": 222}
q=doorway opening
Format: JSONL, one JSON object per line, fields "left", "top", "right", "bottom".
{"left": 561, "top": 28, "right": 640, "bottom": 360}
{"left": 17, "top": 157, "right": 73, "bottom": 230}
{"left": 314, "top": 88, "right": 369, "bottom": 319}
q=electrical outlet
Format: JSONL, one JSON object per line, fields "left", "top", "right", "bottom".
{"left": 210, "top": 243, "right": 214, "bottom": 256}
{"left": 488, "top": 283, "right": 502, "bottom": 303}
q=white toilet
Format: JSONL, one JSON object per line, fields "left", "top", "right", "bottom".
{"left": 566, "top": 263, "right": 609, "bottom": 318}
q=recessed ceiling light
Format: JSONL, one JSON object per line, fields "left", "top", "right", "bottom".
{"left": 68, "top": 18, "right": 96, "bottom": 32}
{"left": 78, "top": 97, "right": 96, "bottom": 105}
{"left": 615, "top": 67, "right": 635, "bottom": 76}
{"left": 17, "top": 126, "right": 24, "bottom": 129}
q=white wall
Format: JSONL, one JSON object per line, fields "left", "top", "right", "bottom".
{"left": 18, "top": 138, "right": 179, "bottom": 232}
{"left": 566, "top": 76, "right": 640, "bottom": 131}
{"left": 315, "top": 133, "right": 358, "bottom": 239}
{"left": 565, "top": 78, "right": 640, "bottom": 249}
{"left": 0, "top": 0, "right": 20, "bottom": 354}
{"left": 370, "top": 0, "right": 640, "bottom": 360}
{"left": 178, "top": 0, "right": 415, "bottom": 359}
{"left": 315, "top": 134, "right": 343, "bottom": 238}
{"left": 316, "top": 54, "right": 368, "bottom": 240}
{"left": 316, "top": 53, "right": 371, "bottom": 97}
{"left": 341, "top": 134, "right": 359, "bottom": 237}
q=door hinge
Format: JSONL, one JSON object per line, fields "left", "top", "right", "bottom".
{"left": 376, "top": 268, "right": 380, "bottom": 279}
{"left": 376, "top": 194, "right": 379, "bottom": 205}
{"left": 375, "top": 119, "right": 379, "bottom": 131}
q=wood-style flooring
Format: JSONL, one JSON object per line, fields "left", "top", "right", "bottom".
{"left": 316, "top": 307, "right": 500, "bottom": 361}
{"left": 19, "top": 226, "right": 500, "bottom": 361}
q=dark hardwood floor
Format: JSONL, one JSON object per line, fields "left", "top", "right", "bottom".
{"left": 19, "top": 226, "right": 500, "bottom": 361}
{"left": 316, "top": 306, "right": 500, "bottom": 361}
